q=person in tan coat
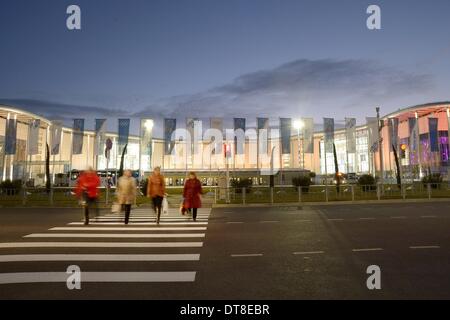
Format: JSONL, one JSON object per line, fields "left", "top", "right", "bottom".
{"left": 117, "top": 169, "right": 137, "bottom": 224}
{"left": 147, "top": 167, "right": 166, "bottom": 224}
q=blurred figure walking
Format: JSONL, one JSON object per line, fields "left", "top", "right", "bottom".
{"left": 75, "top": 167, "right": 100, "bottom": 225}
{"left": 183, "top": 172, "right": 203, "bottom": 222}
{"left": 147, "top": 167, "right": 166, "bottom": 224}
{"left": 117, "top": 169, "right": 137, "bottom": 224}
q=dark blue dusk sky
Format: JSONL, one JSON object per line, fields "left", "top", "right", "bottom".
{"left": 1, "top": 0, "right": 450, "bottom": 135}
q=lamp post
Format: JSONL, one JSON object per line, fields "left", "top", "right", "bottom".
{"left": 376, "top": 107, "right": 384, "bottom": 185}
{"left": 293, "top": 119, "right": 304, "bottom": 171}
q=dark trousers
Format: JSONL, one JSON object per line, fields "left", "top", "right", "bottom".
{"left": 124, "top": 204, "right": 132, "bottom": 224}
{"left": 83, "top": 197, "right": 98, "bottom": 224}
{"left": 152, "top": 196, "right": 163, "bottom": 223}
{"left": 188, "top": 208, "right": 198, "bottom": 221}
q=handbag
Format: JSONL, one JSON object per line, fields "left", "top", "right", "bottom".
{"left": 162, "top": 197, "right": 169, "bottom": 215}
{"left": 111, "top": 203, "right": 121, "bottom": 213}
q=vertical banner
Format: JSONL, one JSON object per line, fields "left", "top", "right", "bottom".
{"left": 302, "top": 118, "right": 314, "bottom": 154}
{"left": 164, "top": 118, "right": 177, "bottom": 155}
{"left": 140, "top": 119, "right": 154, "bottom": 157}
{"left": 280, "top": 118, "right": 292, "bottom": 155}
{"left": 210, "top": 118, "right": 223, "bottom": 153}
{"left": 428, "top": 118, "right": 439, "bottom": 152}
{"left": 94, "top": 119, "right": 107, "bottom": 157}
{"left": 28, "top": 119, "right": 41, "bottom": 155}
{"left": 388, "top": 118, "right": 399, "bottom": 151}
{"left": 234, "top": 118, "right": 246, "bottom": 155}
{"left": 323, "top": 118, "right": 334, "bottom": 153}
{"left": 345, "top": 118, "right": 356, "bottom": 153}
{"left": 5, "top": 117, "right": 17, "bottom": 155}
{"left": 367, "top": 117, "right": 379, "bottom": 153}
{"left": 72, "top": 119, "right": 85, "bottom": 155}
{"left": 408, "top": 117, "right": 418, "bottom": 153}
{"left": 257, "top": 117, "right": 269, "bottom": 155}
{"left": 50, "top": 121, "right": 63, "bottom": 155}
{"left": 118, "top": 119, "right": 130, "bottom": 155}
{"left": 186, "top": 118, "right": 202, "bottom": 154}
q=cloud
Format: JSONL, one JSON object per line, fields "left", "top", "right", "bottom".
{"left": 0, "top": 98, "right": 126, "bottom": 121}
{"left": 134, "top": 59, "right": 434, "bottom": 121}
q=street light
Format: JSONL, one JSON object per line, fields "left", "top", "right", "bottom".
{"left": 144, "top": 119, "right": 154, "bottom": 131}
{"left": 293, "top": 119, "right": 304, "bottom": 171}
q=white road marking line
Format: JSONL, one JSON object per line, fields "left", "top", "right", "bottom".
{"left": 295, "top": 219, "right": 312, "bottom": 222}
{"left": 226, "top": 222, "right": 244, "bottom": 224}
{"left": 24, "top": 233, "right": 205, "bottom": 238}
{"left": 260, "top": 221, "right": 279, "bottom": 223}
{"left": 0, "top": 254, "right": 200, "bottom": 262}
{"left": 390, "top": 216, "right": 406, "bottom": 219}
{"left": 293, "top": 251, "right": 324, "bottom": 255}
{"left": 0, "top": 242, "right": 203, "bottom": 248}
{"left": 420, "top": 215, "right": 437, "bottom": 218}
{"left": 409, "top": 246, "right": 441, "bottom": 249}
{"left": 90, "top": 218, "right": 209, "bottom": 221}
{"left": 68, "top": 222, "right": 208, "bottom": 226}
{"left": 328, "top": 218, "right": 344, "bottom": 221}
{"left": 352, "top": 248, "right": 383, "bottom": 252}
{"left": 230, "top": 254, "right": 263, "bottom": 257}
{"left": 358, "top": 218, "right": 375, "bottom": 220}
{"left": 50, "top": 227, "right": 207, "bottom": 231}
{"left": 0, "top": 272, "right": 196, "bottom": 284}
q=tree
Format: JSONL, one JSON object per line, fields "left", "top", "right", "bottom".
{"left": 392, "top": 144, "right": 401, "bottom": 189}
{"left": 333, "top": 143, "right": 340, "bottom": 194}
{"left": 118, "top": 144, "right": 128, "bottom": 178}
{"left": 45, "top": 143, "right": 51, "bottom": 194}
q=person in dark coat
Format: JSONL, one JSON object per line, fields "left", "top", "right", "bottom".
{"left": 183, "top": 172, "right": 203, "bottom": 221}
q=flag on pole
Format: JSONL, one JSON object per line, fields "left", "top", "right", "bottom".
{"left": 388, "top": 118, "right": 399, "bottom": 151}
{"left": 408, "top": 117, "right": 419, "bottom": 153}
{"left": 140, "top": 118, "right": 153, "bottom": 157}
{"left": 186, "top": 118, "right": 202, "bottom": 154}
{"left": 323, "top": 118, "right": 334, "bottom": 153}
{"left": 5, "top": 117, "right": 17, "bottom": 155}
{"left": 28, "top": 119, "right": 40, "bottom": 155}
{"left": 118, "top": 119, "right": 130, "bottom": 155}
{"left": 94, "top": 119, "right": 106, "bottom": 157}
{"left": 210, "top": 118, "right": 223, "bottom": 153}
{"left": 50, "top": 121, "right": 63, "bottom": 155}
{"left": 257, "top": 118, "right": 269, "bottom": 155}
{"left": 345, "top": 118, "right": 356, "bottom": 154}
{"left": 72, "top": 119, "right": 85, "bottom": 155}
{"left": 234, "top": 118, "right": 246, "bottom": 155}
{"left": 428, "top": 118, "right": 439, "bottom": 152}
{"left": 164, "top": 118, "right": 177, "bottom": 155}
{"left": 280, "top": 118, "right": 292, "bottom": 155}
{"left": 367, "top": 117, "right": 379, "bottom": 153}
{"left": 302, "top": 118, "right": 314, "bottom": 154}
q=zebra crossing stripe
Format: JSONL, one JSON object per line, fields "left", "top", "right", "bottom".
{"left": 0, "top": 271, "right": 196, "bottom": 284}
{"left": 24, "top": 233, "right": 205, "bottom": 238}
{"left": 0, "top": 242, "right": 203, "bottom": 248}
{"left": 0, "top": 254, "right": 200, "bottom": 262}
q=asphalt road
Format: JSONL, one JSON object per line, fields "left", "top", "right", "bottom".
{"left": 0, "top": 202, "right": 449, "bottom": 299}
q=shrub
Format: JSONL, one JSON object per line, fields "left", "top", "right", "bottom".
{"left": 422, "top": 173, "right": 442, "bottom": 189}
{"left": 0, "top": 179, "right": 22, "bottom": 195}
{"left": 358, "top": 174, "right": 376, "bottom": 192}
{"left": 292, "top": 175, "right": 312, "bottom": 193}
{"left": 231, "top": 178, "right": 253, "bottom": 193}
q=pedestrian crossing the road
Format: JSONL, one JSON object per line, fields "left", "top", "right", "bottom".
{"left": 0, "top": 207, "right": 211, "bottom": 286}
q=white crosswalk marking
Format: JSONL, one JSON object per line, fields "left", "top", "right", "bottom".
{"left": 0, "top": 207, "right": 212, "bottom": 285}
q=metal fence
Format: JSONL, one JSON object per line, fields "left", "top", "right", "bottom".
{"left": 1, "top": 183, "right": 449, "bottom": 207}
{"left": 213, "top": 183, "right": 450, "bottom": 205}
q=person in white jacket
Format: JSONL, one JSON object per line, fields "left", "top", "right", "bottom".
{"left": 117, "top": 170, "right": 137, "bottom": 224}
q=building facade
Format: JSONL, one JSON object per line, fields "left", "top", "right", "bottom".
{"left": 1, "top": 102, "right": 450, "bottom": 186}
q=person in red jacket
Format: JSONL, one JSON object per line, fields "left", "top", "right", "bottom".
{"left": 75, "top": 167, "right": 101, "bottom": 225}
{"left": 183, "top": 172, "right": 203, "bottom": 222}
